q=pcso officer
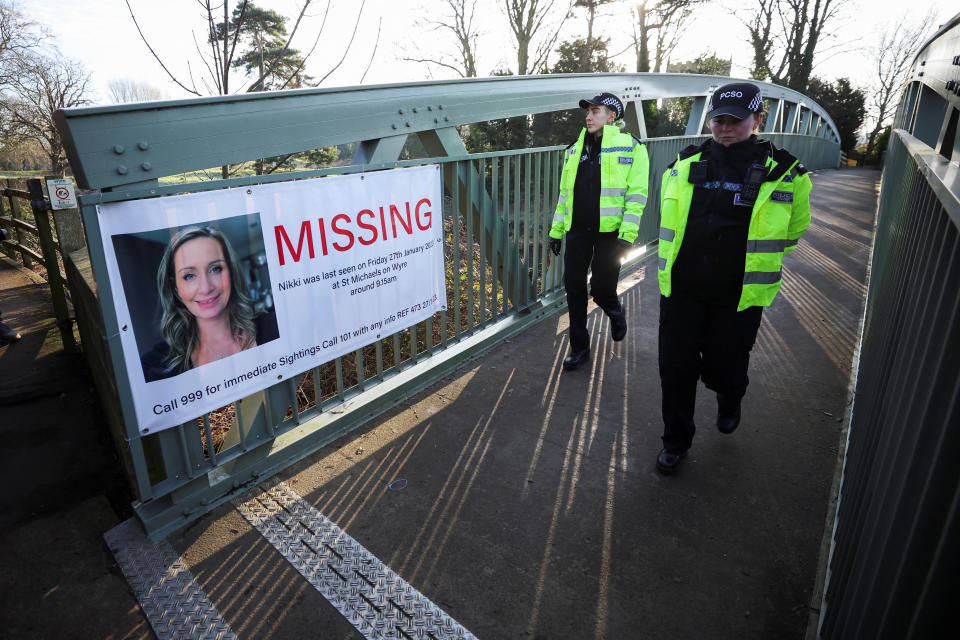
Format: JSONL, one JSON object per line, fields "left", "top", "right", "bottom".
{"left": 655, "top": 81, "right": 812, "bottom": 474}
{"left": 548, "top": 92, "right": 649, "bottom": 371}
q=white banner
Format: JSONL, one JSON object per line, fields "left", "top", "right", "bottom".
{"left": 97, "top": 165, "right": 446, "bottom": 433}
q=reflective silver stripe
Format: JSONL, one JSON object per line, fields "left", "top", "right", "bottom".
{"left": 625, "top": 193, "right": 647, "bottom": 204}
{"left": 658, "top": 257, "right": 667, "bottom": 270}
{"left": 743, "top": 270, "right": 782, "bottom": 285}
{"left": 600, "top": 187, "right": 627, "bottom": 197}
{"left": 660, "top": 227, "right": 676, "bottom": 242}
{"left": 621, "top": 214, "right": 641, "bottom": 226}
{"left": 553, "top": 213, "right": 565, "bottom": 223}
{"left": 746, "top": 239, "right": 787, "bottom": 253}
{"left": 600, "top": 206, "right": 623, "bottom": 217}
{"left": 557, "top": 195, "right": 566, "bottom": 204}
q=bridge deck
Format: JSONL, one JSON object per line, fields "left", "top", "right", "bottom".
{"left": 0, "top": 167, "right": 880, "bottom": 639}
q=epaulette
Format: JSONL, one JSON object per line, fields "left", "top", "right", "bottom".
{"left": 766, "top": 145, "right": 800, "bottom": 183}
{"left": 631, "top": 134, "right": 646, "bottom": 146}
{"left": 667, "top": 140, "right": 709, "bottom": 169}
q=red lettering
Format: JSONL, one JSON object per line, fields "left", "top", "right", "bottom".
{"left": 317, "top": 217, "right": 329, "bottom": 256}
{"left": 379, "top": 206, "right": 388, "bottom": 240}
{"left": 332, "top": 213, "right": 354, "bottom": 251}
{"left": 415, "top": 198, "right": 432, "bottom": 231}
{"left": 274, "top": 221, "right": 314, "bottom": 266}
{"left": 356, "top": 209, "right": 378, "bottom": 246}
{"left": 390, "top": 204, "right": 412, "bottom": 238}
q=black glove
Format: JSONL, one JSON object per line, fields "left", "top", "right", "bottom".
{"left": 616, "top": 238, "right": 633, "bottom": 257}
{"left": 549, "top": 237, "right": 562, "bottom": 256}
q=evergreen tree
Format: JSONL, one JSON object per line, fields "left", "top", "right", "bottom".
{"left": 805, "top": 77, "right": 865, "bottom": 153}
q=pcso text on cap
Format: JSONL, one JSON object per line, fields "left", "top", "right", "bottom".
{"left": 705, "top": 82, "right": 764, "bottom": 120}
{"left": 579, "top": 92, "right": 624, "bottom": 119}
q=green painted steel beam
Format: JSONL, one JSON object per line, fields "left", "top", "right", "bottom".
{"left": 55, "top": 73, "right": 840, "bottom": 190}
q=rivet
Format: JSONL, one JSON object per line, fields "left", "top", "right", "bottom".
{"left": 113, "top": 145, "right": 125, "bottom": 154}
{"left": 138, "top": 141, "right": 149, "bottom": 150}
{"left": 140, "top": 162, "right": 151, "bottom": 171}
{"left": 116, "top": 165, "right": 128, "bottom": 175}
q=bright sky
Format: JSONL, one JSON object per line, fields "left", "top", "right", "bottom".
{"left": 22, "top": 0, "right": 958, "bottom": 105}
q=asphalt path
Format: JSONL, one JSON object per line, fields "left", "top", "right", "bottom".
{"left": 0, "top": 167, "right": 880, "bottom": 639}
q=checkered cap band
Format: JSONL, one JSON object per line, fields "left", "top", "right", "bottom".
{"left": 580, "top": 92, "right": 624, "bottom": 118}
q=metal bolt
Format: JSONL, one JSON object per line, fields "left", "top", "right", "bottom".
{"left": 438, "top": 104, "right": 443, "bottom": 109}
{"left": 138, "top": 141, "right": 149, "bottom": 150}
{"left": 398, "top": 108, "right": 404, "bottom": 114}
{"left": 392, "top": 123, "right": 397, "bottom": 129}
{"left": 406, "top": 121, "right": 411, "bottom": 127}
{"left": 412, "top": 107, "right": 417, "bottom": 113}
{"left": 140, "top": 162, "right": 152, "bottom": 171}
{"left": 427, "top": 105, "right": 433, "bottom": 111}
{"left": 434, "top": 118, "right": 438, "bottom": 123}
{"left": 247, "top": 188, "right": 252, "bottom": 194}
{"left": 113, "top": 145, "right": 125, "bottom": 154}
{"left": 444, "top": 116, "right": 449, "bottom": 122}
{"left": 116, "top": 165, "right": 128, "bottom": 175}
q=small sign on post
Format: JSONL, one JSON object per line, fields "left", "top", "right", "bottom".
{"left": 46, "top": 178, "right": 77, "bottom": 210}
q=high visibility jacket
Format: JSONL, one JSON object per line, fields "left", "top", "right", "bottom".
{"left": 659, "top": 141, "right": 812, "bottom": 311}
{"left": 549, "top": 125, "right": 649, "bottom": 244}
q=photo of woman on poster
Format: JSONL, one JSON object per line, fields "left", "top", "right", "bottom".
{"left": 140, "top": 225, "right": 278, "bottom": 382}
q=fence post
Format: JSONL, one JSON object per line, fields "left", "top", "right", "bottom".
{"left": 44, "top": 175, "right": 86, "bottom": 254}
{"left": 4, "top": 178, "right": 34, "bottom": 269}
{"left": 26, "top": 178, "right": 77, "bottom": 354}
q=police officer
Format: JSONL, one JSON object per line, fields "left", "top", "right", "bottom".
{"left": 548, "top": 92, "right": 649, "bottom": 371}
{"left": 655, "top": 82, "right": 812, "bottom": 473}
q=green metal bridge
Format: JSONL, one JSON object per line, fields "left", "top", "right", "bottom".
{"left": 4, "top": 34, "right": 952, "bottom": 635}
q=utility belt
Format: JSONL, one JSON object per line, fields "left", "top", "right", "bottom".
{"left": 686, "top": 156, "right": 769, "bottom": 208}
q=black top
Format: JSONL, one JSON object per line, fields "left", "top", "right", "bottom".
{"left": 671, "top": 135, "right": 770, "bottom": 305}
{"left": 571, "top": 133, "right": 602, "bottom": 231}
{"left": 140, "top": 309, "right": 280, "bottom": 383}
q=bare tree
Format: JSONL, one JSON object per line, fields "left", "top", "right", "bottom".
{"left": 574, "top": 0, "right": 617, "bottom": 69}
{"left": 403, "top": 0, "right": 482, "bottom": 78}
{"left": 741, "top": 0, "right": 849, "bottom": 92}
{"left": 0, "top": 51, "right": 91, "bottom": 175}
{"left": 108, "top": 77, "right": 166, "bottom": 104}
{"left": 502, "top": 0, "right": 574, "bottom": 75}
{"left": 630, "top": 0, "right": 703, "bottom": 73}
{"left": 126, "top": 0, "right": 372, "bottom": 178}
{"left": 0, "top": 0, "right": 44, "bottom": 87}
{"left": 863, "top": 13, "right": 936, "bottom": 160}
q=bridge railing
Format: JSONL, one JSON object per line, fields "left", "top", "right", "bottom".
{"left": 55, "top": 73, "right": 841, "bottom": 539}
{"left": 815, "top": 10, "right": 960, "bottom": 637}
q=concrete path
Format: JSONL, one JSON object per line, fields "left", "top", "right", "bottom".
{"left": 0, "top": 167, "right": 880, "bottom": 639}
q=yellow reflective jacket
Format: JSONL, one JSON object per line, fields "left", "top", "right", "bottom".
{"left": 658, "top": 141, "right": 812, "bottom": 311}
{"left": 549, "top": 125, "right": 649, "bottom": 244}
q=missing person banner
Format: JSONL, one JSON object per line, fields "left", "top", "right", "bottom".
{"left": 96, "top": 165, "right": 446, "bottom": 433}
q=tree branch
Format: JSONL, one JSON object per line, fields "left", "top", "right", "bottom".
{"left": 125, "top": 0, "right": 200, "bottom": 95}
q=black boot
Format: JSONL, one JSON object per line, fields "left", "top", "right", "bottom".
{"left": 716, "top": 393, "right": 742, "bottom": 434}
{"left": 563, "top": 348, "right": 590, "bottom": 371}
{"left": 0, "top": 322, "right": 20, "bottom": 345}
{"left": 608, "top": 304, "right": 626, "bottom": 342}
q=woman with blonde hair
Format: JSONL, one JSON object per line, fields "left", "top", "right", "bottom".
{"left": 142, "top": 225, "right": 260, "bottom": 381}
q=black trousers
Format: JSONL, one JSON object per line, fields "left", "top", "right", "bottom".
{"left": 563, "top": 229, "right": 622, "bottom": 353}
{"left": 658, "top": 292, "right": 763, "bottom": 451}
